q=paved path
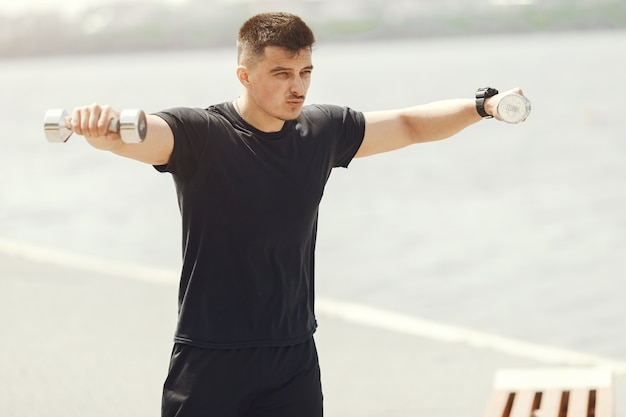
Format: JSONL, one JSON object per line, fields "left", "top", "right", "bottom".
{"left": 1, "top": 251, "right": 624, "bottom": 417}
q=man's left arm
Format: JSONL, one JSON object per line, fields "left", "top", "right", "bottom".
{"left": 355, "top": 87, "right": 525, "bottom": 158}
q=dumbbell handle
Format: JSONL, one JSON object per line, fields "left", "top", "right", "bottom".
{"left": 44, "top": 108, "right": 147, "bottom": 143}
{"left": 105, "top": 118, "right": 121, "bottom": 133}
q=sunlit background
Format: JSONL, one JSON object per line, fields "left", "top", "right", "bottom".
{"left": 1, "top": 1, "right": 626, "bottom": 416}
{"left": 2, "top": 0, "right": 626, "bottom": 56}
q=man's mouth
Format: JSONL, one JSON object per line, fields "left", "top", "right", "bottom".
{"left": 287, "top": 95, "right": 305, "bottom": 107}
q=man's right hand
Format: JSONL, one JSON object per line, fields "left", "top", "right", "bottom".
{"left": 69, "top": 103, "right": 174, "bottom": 165}
{"left": 68, "top": 104, "right": 125, "bottom": 151}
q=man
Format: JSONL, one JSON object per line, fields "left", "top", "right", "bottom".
{"left": 69, "top": 12, "right": 527, "bottom": 417}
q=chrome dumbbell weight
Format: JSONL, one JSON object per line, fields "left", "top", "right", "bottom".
{"left": 497, "top": 93, "right": 531, "bottom": 124}
{"left": 43, "top": 108, "right": 147, "bottom": 143}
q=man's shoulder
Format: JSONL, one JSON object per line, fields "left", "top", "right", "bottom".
{"left": 301, "top": 103, "right": 343, "bottom": 115}
{"left": 299, "top": 104, "right": 346, "bottom": 123}
{"left": 300, "top": 104, "right": 364, "bottom": 129}
{"left": 157, "top": 102, "right": 231, "bottom": 119}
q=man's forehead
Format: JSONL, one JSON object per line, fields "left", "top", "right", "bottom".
{"left": 259, "top": 46, "right": 313, "bottom": 66}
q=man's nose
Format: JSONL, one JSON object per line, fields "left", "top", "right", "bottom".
{"left": 291, "top": 75, "right": 307, "bottom": 97}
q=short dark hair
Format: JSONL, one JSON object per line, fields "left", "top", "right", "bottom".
{"left": 237, "top": 12, "right": 316, "bottom": 67}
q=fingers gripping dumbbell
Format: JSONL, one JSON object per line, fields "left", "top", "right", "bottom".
{"left": 43, "top": 108, "right": 147, "bottom": 143}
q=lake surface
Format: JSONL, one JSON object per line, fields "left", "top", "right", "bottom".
{"left": 1, "top": 29, "right": 625, "bottom": 362}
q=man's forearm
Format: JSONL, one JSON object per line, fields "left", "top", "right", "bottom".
{"left": 403, "top": 98, "right": 482, "bottom": 144}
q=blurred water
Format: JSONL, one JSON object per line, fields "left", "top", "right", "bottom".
{"left": 1, "top": 30, "right": 625, "bottom": 361}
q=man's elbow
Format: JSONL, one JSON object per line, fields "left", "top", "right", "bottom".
{"left": 399, "top": 112, "right": 423, "bottom": 145}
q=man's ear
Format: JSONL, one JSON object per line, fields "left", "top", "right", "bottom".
{"left": 236, "top": 65, "right": 251, "bottom": 86}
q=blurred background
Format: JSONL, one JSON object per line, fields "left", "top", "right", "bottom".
{"left": 1, "top": 1, "right": 625, "bottom": 416}
{"left": 2, "top": 0, "right": 626, "bottom": 57}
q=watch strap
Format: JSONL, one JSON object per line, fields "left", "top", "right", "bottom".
{"left": 476, "top": 87, "right": 499, "bottom": 118}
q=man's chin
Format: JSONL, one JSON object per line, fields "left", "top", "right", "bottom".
{"left": 284, "top": 108, "right": 304, "bottom": 121}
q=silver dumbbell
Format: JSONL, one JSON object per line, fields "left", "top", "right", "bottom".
{"left": 497, "top": 93, "right": 531, "bottom": 124}
{"left": 43, "top": 108, "right": 147, "bottom": 143}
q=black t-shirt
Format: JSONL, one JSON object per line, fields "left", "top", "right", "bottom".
{"left": 154, "top": 102, "right": 365, "bottom": 348}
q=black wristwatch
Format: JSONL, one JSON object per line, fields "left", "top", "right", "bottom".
{"left": 475, "top": 87, "right": 499, "bottom": 118}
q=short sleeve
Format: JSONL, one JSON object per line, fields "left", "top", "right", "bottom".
{"left": 333, "top": 106, "right": 365, "bottom": 168}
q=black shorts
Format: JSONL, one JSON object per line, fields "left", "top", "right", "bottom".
{"left": 162, "top": 338, "right": 323, "bottom": 417}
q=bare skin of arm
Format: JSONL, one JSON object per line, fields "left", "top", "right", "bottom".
{"left": 69, "top": 104, "right": 174, "bottom": 165}
{"left": 69, "top": 87, "right": 524, "bottom": 164}
{"left": 356, "top": 88, "right": 524, "bottom": 158}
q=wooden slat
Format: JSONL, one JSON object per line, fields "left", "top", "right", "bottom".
{"left": 567, "top": 388, "right": 590, "bottom": 417}
{"left": 539, "top": 388, "right": 565, "bottom": 417}
{"left": 483, "top": 390, "right": 513, "bottom": 417}
{"left": 485, "top": 368, "right": 615, "bottom": 417}
{"left": 594, "top": 387, "right": 614, "bottom": 417}
{"left": 510, "top": 390, "right": 536, "bottom": 417}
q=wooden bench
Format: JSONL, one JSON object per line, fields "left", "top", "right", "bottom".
{"left": 483, "top": 368, "right": 614, "bottom": 417}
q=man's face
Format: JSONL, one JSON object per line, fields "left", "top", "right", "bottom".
{"left": 244, "top": 46, "right": 313, "bottom": 130}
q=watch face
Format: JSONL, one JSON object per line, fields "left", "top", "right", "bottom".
{"left": 477, "top": 87, "right": 498, "bottom": 98}
{"left": 487, "top": 87, "right": 498, "bottom": 97}
{"left": 497, "top": 93, "right": 531, "bottom": 124}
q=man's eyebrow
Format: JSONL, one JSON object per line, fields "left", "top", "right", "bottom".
{"left": 270, "top": 66, "right": 290, "bottom": 73}
{"left": 270, "top": 65, "right": 314, "bottom": 73}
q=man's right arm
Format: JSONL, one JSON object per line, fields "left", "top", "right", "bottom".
{"left": 70, "top": 104, "right": 174, "bottom": 166}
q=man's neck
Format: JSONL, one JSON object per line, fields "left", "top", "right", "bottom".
{"left": 235, "top": 96, "right": 286, "bottom": 133}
